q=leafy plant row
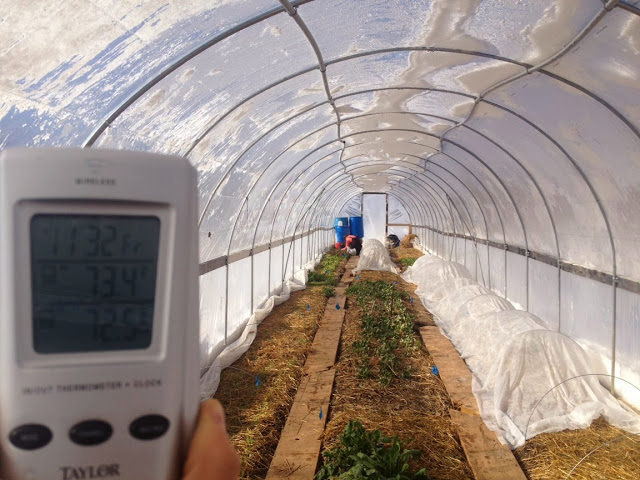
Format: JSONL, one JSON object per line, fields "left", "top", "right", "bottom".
{"left": 316, "top": 420, "right": 429, "bottom": 480}
{"left": 308, "top": 249, "right": 348, "bottom": 286}
{"left": 345, "top": 280, "right": 419, "bottom": 386}
{"left": 400, "top": 257, "right": 417, "bottom": 267}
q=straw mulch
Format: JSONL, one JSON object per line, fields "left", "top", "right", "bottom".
{"left": 214, "top": 285, "right": 328, "bottom": 479}
{"left": 321, "top": 269, "right": 474, "bottom": 480}
{"left": 390, "top": 238, "right": 424, "bottom": 273}
{"left": 515, "top": 416, "right": 640, "bottom": 479}
{"left": 392, "top": 245, "right": 424, "bottom": 262}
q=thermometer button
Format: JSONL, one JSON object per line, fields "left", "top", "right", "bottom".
{"left": 129, "top": 414, "right": 170, "bottom": 440}
{"left": 9, "top": 424, "right": 52, "bottom": 450}
{"left": 69, "top": 420, "right": 113, "bottom": 446}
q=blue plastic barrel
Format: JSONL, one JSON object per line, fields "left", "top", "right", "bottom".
{"left": 334, "top": 217, "right": 350, "bottom": 244}
{"left": 349, "top": 216, "right": 364, "bottom": 238}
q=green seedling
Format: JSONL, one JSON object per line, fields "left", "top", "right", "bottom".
{"left": 316, "top": 420, "right": 429, "bottom": 480}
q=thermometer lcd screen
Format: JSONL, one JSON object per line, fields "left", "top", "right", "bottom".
{"left": 30, "top": 214, "right": 160, "bottom": 353}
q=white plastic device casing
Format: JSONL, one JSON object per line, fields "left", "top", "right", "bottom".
{"left": 0, "top": 148, "right": 200, "bottom": 480}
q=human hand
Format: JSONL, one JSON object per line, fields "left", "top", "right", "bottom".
{"left": 182, "top": 399, "right": 240, "bottom": 480}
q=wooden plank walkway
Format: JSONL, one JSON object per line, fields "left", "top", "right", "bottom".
{"left": 419, "top": 326, "right": 478, "bottom": 415}
{"left": 419, "top": 326, "right": 527, "bottom": 480}
{"left": 266, "top": 257, "right": 357, "bottom": 480}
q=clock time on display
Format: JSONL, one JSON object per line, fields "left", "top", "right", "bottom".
{"left": 30, "top": 214, "right": 160, "bottom": 353}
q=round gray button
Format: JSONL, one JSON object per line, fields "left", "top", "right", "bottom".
{"left": 9, "top": 424, "right": 52, "bottom": 450}
{"left": 129, "top": 414, "right": 170, "bottom": 440}
{"left": 69, "top": 420, "right": 112, "bottom": 446}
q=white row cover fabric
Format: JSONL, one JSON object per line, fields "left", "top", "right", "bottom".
{"left": 403, "top": 255, "right": 640, "bottom": 448}
{"left": 353, "top": 239, "right": 398, "bottom": 274}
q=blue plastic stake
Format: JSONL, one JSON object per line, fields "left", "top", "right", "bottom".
{"left": 307, "top": 304, "right": 311, "bottom": 310}
{"left": 255, "top": 376, "right": 261, "bottom": 387}
{"left": 319, "top": 408, "right": 323, "bottom": 419}
{"left": 335, "top": 304, "right": 341, "bottom": 310}
{"left": 324, "top": 269, "right": 328, "bottom": 274}
{"left": 394, "top": 281, "right": 398, "bottom": 285}
{"left": 431, "top": 365, "right": 439, "bottom": 376}
{"left": 356, "top": 275, "right": 360, "bottom": 280}
{"left": 410, "top": 297, "right": 414, "bottom": 304}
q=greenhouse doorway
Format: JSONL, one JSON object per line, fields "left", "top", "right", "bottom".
{"left": 361, "top": 193, "right": 387, "bottom": 241}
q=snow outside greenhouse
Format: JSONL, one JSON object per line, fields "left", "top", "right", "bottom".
{"left": 1, "top": 0, "right": 640, "bottom": 478}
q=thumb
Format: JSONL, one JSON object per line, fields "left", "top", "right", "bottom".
{"left": 182, "top": 399, "right": 241, "bottom": 480}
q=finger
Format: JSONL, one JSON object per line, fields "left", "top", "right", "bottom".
{"left": 182, "top": 399, "right": 241, "bottom": 480}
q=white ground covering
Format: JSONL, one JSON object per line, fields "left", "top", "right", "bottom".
{"left": 403, "top": 255, "right": 640, "bottom": 448}
{"left": 353, "top": 238, "right": 399, "bottom": 274}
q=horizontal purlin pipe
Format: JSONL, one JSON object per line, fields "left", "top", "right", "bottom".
{"left": 413, "top": 224, "right": 640, "bottom": 295}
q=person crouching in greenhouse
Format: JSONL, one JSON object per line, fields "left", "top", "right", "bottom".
{"left": 346, "top": 235, "right": 362, "bottom": 255}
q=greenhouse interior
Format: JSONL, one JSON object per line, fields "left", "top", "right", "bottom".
{"left": 2, "top": 0, "right": 640, "bottom": 479}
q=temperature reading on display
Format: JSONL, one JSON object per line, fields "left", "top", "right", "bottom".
{"left": 30, "top": 215, "right": 160, "bottom": 353}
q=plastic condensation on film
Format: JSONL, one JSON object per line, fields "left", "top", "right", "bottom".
{"left": 98, "top": 13, "right": 316, "bottom": 156}
{"left": 0, "top": 1, "right": 280, "bottom": 149}
{"left": 298, "top": 0, "right": 432, "bottom": 61}
{"left": 544, "top": 8, "right": 640, "bottom": 127}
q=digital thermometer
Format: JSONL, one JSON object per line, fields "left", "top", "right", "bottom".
{"left": 0, "top": 148, "right": 200, "bottom": 480}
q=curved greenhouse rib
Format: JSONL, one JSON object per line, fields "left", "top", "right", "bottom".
{"left": 201, "top": 110, "right": 526, "bottom": 257}
{"left": 425, "top": 0, "right": 616, "bottom": 340}
{"left": 202, "top": 119, "right": 528, "bottom": 303}
{"left": 401, "top": 173, "right": 478, "bottom": 266}
{"left": 192, "top": 92, "right": 623, "bottom": 305}
{"left": 438, "top": 0, "right": 618, "bottom": 145}
{"left": 282, "top": 166, "right": 448, "bottom": 270}
{"left": 81, "top": 0, "right": 313, "bottom": 147}
{"left": 337, "top": 106, "right": 559, "bottom": 267}
{"left": 223, "top": 134, "right": 506, "bottom": 296}
{"left": 618, "top": 0, "right": 640, "bottom": 15}
{"left": 302, "top": 167, "right": 455, "bottom": 255}
{"left": 401, "top": 177, "right": 473, "bottom": 268}
{"left": 181, "top": 50, "right": 639, "bottom": 162}
{"left": 278, "top": 0, "right": 344, "bottom": 141}
{"left": 270, "top": 158, "right": 447, "bottom": 269}
{"left": 414, "top": 166, "right": 491, "bottom": 285}
{"left": 83, "top": 40, "right": 639, "bottom": 164}
{"left": 196, "top": 93, "right": 565, "bottom": 262}
{"left": 293, "top": 172, "right": 443, "bottom": 273}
